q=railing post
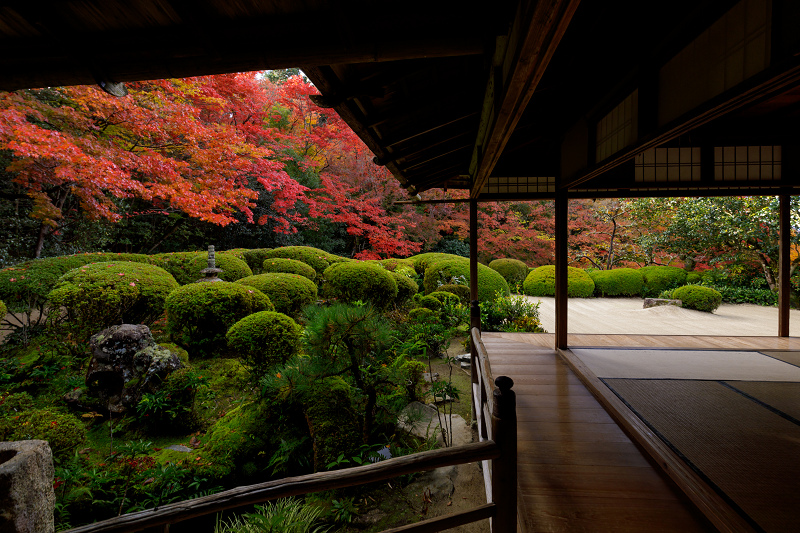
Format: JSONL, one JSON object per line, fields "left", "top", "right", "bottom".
{"left": 490, "top": 376, "right": 517, "bottom": 533}
{"left": 470, "top": 302, "right": 481, "bottom": 421}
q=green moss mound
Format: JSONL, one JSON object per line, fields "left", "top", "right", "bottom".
{"left": 321, "top": 262, "right": 398, "bottom": 308}
{"left": 523, "top": 265, "right": 595, "bottom": 298}
{"left": 428, "top": 291, "right": 460, "bottom": 306}
{"left": 239, "top": 248, "right": 273, "bottom": 274}
{"left": 438, "top": 283, "right": 471, "bottom": 304}
{"left": 391, "top": 271, "right": 419, "bottom": 305}
{"left": 417, "top": 295, "right": 442, "bottom": 311}
{"left": 489, "top": 258, "right": 529, "bottom": 288}
{"left": 408, "top": 308, "right": 435, "bottom": 321}
{"left": 236, "top": 273, "right": 317, "bottom": 319}
{"left": 261, "top": 257, "right": 317, "bottom": 282}
{"left": 640, "top": 265, "right": 688, "bottom": 298}
{"left": 423, "top": 259, "right": 509, "bottom": 302}
{"left": 165, "top": 282, "right": 273, "bottom": 357}
{"left": 409, "top": 253, "right": 465, "bottom": 276}
{"left": 149, "top": 252, "right": 252, "bottom": 285}
{"left": 263, "top": 247, "right": 332, "bottom": 277}
{"left": 0, "top": 408, "right": 85, "bottom": 460}
{"left": 673, "top": 285, "right": 723, "bottom": 313}
{"left": 589, "top": 268, "right": 643, "bottom": 297}
{"left": 686, "top": 272, "right": 702, "bottom": 284}
{"left": 227, "top": 311, "right": 302, "bottom": 376}
{"left": 378, "top": 258, "right": 415, "bottom": 272}
{"left": 48, "top": 261, "right": 179, "bottom": 335}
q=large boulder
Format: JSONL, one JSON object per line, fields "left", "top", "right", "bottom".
{"left": 86, "top": 324, "right": 183, "bottom": 414}
{"left": 0, "top": 440, "right": 55, "bottom": 533}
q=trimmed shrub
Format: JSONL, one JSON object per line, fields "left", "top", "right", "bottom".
{"left": 438, "top": 283, "right": 471, "bottom": 304}
{"left": 48, "top": 262, "right": 179, "bottom": 337}
{"left": 236, "top": 273, "right": 317, "bottom": 318}
{"left": 408, "top": 308, "right": 436, "bottom": 321}
{"left": 262, "top": 258, "right": 317, "bottom": 282}
{"left": 324, "top": 253, "right": 352, "bottom": 265}
{"left": 0, "top": 408, "right": 85, "bottom": 460}
{"left": 673, "top": 285, "right": 723, "bottom": 313}
{"left": 222, "top": 248, "right": 248, "bottom": 261}
{"left": 423, "top": 259, "right": 509, "bottom": 302}
{"left": 227, "top": 311, "right": 301, "bottom": 376}
{"left": 240, "top": 248, "right": 273, "bottom": 274}
{"left": 321, "top": 262, "right": 398, "bottom": 308}
{"left": 428, "top": 291, "right": 460, "bottom": 306}
{"left": 165, "top": 282, "right": 273, "bottom": 357}
{"left": 391, "top": 271, "right": 419, "bottom": 305}
{"left": 0, "top": 299, "right": 6, "bottom": 320}
{"left": 589, "top": 268, "right": 643, "bottom": 297}
{"left": 149, "top": 252, "right": 252, "bottom": 285}
{"left": 686, "top": 272, "right": 702, "bottom": 284}
{"left": 417, "top": 295, "right": 443, "bottom": 311}
{"left": 263, "top": 247, "right": 331, "bottom": 277}
{"left": 523, "top": 265, "right": 595, "bottom": 298}
{"left": 379, "top": 258, "right": 415, "bottom": 272}
{"left": 489, "top": 258, "right": 529, "bottom": 288}
{"left": 702, "top": 284, "right": 777, "bottom": 306}
{"left": 409, "top": 253, "right": 464, "bottom": 276}
{"left": 640, "top": 265, "right": 688, "bottom": 298}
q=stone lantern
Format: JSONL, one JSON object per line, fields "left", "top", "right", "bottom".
{"left": 197, "top": 245, "right": 223, "bottom": 282}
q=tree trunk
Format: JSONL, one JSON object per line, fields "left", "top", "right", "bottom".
{"left": 759, "top": 255, "right": 776, "bottom": 291}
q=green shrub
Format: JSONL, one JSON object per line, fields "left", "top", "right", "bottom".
{"left": 165, "top": 282, "right": 273, "bottom": 357}
{"left": 263, "top": 247, "right": 332, "bottom": 277}
{"left": 48, "top": 262, "right": 178, "bottom": 336}
{"left": 489, "top": 258, "right": 529, "bottom": 288}
{"left": 523, "top": 265, "right": 595, "bottom": 298}
{"left": 428, "top": 291, "right": 460, "bottom": 306}
{"left": 409, "top": 253, "right": 464, "bottom": 276}
{"left": 417, "top": 295, "right": 442, "bottom": 311}
{"left": 0, "top": 408, "right": 85, "bottom": 460}
{"left": 240, "top": 248, "right": 273, "bottom": 274}
{"left": 305, "top": 379, "right": 362, "bottom": 472}
{"left": 214, "top": 498, "right": 329, "bottom": 533}
{"left": 136, "top": 368, "right": 206, "bottom": 433}
{"left": 423, "top": 259, "right": 509, "bottom": 302}
{"left": 149, "top": 252, "right": 252, "bottom": 285}
{"left": 702, "top": 284, "right": 777, "bottom": 306}
{"left": 589, "top": 268, "right": 643, "bottom": 297}
{"left": 222, "top": 248, "right": 248, "bottom": 261}
{"left": 480, "top": 293, "right": 545, "bottom": 333}
{"left": 227, "top": 311, "right": 301, "bottom": 377}
{"left": 0, "top": 392, "right": 34, "bottom": 415}
{"left": 640, "top": 265, "right": 688, "bottom": 298}
{"left": 686, "top": 272, "right": 702, "bottom": 284}
{"left": 673, "top": 285, "right": 723, "bottom": 312}
{"left": 391, "top": 271, "right": 418, "bottom": 305}
{"left": 408, "top": 308, "right": 436, "bottom": 322}
{"left": 438, "top": 284, "right": 471, "bottom": 304}
{"left": 236, "top": 273, "right": 317, "bottom": 318}
{"left": 321, "top": 262, "right": 398, "bottom": 308}
{"left": 378, "top": 258, "right": 415, "bottom": 272}
{"left": 262, "top": 257, "right": 317, "bottom": 282}
{"left": 0, "top": 299, "right": 6, "bottom": 320}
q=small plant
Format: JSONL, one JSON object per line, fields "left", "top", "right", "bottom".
{"left": 480, "top": 292, "right": 545, "bottom": 333}
{"left": 214, "top": 498, "right": 331, "bottom": 533}
{"left": 428, "top": 354, "right": 460, "bottom": 448}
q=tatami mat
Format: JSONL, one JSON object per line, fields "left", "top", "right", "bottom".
{"left": 723, "top": 381, "right": 800, "bottom": 423}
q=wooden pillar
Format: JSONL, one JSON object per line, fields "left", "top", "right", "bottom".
{"left": 779, "top": 194, "right": 791, "bottom": 337}
{"left": 555, "top": 191, "right": 568, "bottom": 349}
{"left": 491, "top": 376, "right": 517, "bottom": 533}
{"left": 470, "top": 199, "right": 481, "bottom": 419}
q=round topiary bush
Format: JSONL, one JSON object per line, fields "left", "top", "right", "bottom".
{"left": 672, "top": 285, "right": 723, "bottom": 312}
{"left": 263, "top": 246, "right": 332, "bottom": 277}
{"left": 409, "top": 253, "right": 465, "bottom": 276}
{"left": 240, "top": 248, "right": 273, "bottom": 274}
{"left": 438, "top": 284, "right": 471, "bottom": 303}
{"left": 378, "top": 258, "right": 416, "bottom": 272}
{"left": 321, "top": 261, "right": 398, "bottom": 308}
{"left": 165, "top": 282, "right": 273, "bottom": 357}
{"left": 236, "top": 273, "right": 318, "bottom": 318}
{"left": 417, "top": 295, "right": 443, "bottom": 311}
{"left": 523, "top": 265, "right": 595, "bottom": 298}
{"left": 423, "top": 259, "right": 509, "bottom": 302}
{"left": 428, "top": 291, "right": 460, "bottom": 306}
{"left": 408, "top": 308, "right": 436, "bottom": 322}
{"left": 262, "top": 257, "right": 317, "bottom": 282}
{"left": 686, "top": 272, "right": 702, "bottom": 284}
{"left": 640, "top": 265, "right": 688, "bottom": 298}
{"left": 489, "top": 258, "right": 529, "bottom": 288}
{"left": 391, "top": 271, "right": 419, "bottom": 305}
{"left": 48, "top": 261, "right": 179, "bottom": 336}
{"left": 226, "top": 311, "right": 302, "bottom": 376}
{"left": 589, "top": 268, "right": 644, "bottom": 297}
{"left": 0, "top": 408, "right": 85, "bottom": 460}
{"left": 149, "top": 252, "right": 252, "bottom": 285}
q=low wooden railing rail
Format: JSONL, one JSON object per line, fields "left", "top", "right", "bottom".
{"left": 65, "top": 328, "right": 516, "bottom": 533}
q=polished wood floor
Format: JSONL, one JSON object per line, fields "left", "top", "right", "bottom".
{"left": 481, "top": 333, "right": 726, "bottom": 533}
{"left": 499, "top": 332, "right": 800, "bottom": 350}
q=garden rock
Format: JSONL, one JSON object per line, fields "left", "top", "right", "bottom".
{"left": 643, "top": 298, "right": 682, "bottom": 309}
{"left": 398, "top": 401, "right": 470, "bottom": 447}
{"left": 423, "top": 372, "right": 439, "bottom": 383}
{"left": 86, "top": 324, "right": 183, "bottom": 414}
{"left": 0, "top": 440, "right": 55, "bottom": 533}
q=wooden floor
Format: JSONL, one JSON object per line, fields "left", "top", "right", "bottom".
{"left": 503, "top": 332, "right": 800, "bottom": 350}
{"left": 481, "top": 333, "right": 731, "bottom": 533}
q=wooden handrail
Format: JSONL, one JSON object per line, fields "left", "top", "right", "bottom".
{"left": 64, "top": 441, "right": 501, "bottom": 533}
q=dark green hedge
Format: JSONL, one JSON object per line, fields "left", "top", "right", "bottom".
{"left": 320, "top": 261, "right": 398, "bottom": 308}
{"left": 640, "top": 265, "right": 688, "bottom": 298}
{"left": 263, "top": 246, "right": 332, "bottom": 277}
{"left": 261, "top": 257, "right": 317, "bottom": 281}
{"left": 673, "top": 285, "right": 723, "bottom": 312}
{"left": 523, "top": 265, "right": 595, "bottom": 298}
{"left": 589, "top": 268, "right": 643, "bottom": 297}
{"left": 423, "top": 258, "right": 509, "bottom": 302}
{"left": 236, "top": 273, "right": 317, "bottom": 319}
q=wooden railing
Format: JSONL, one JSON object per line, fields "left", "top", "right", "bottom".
{"left": 65, "top": 329, "right": 517, "bottom": 533}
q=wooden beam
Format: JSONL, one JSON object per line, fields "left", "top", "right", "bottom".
{"left": 380, "top": 504, "right": 495, "bottom": 533}
{"left": 779, "top": 194, "right": 791, "bottom": 337}
{"left": 468, "top": 0, "right": 580, "bottom": 198}
{"left": 555, "top": 191, "right": 568, "bottom": 349}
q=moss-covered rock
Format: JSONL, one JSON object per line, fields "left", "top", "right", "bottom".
{"left": 523, "top": 265, "right": 595, "bottom": 298}
{"left": 165, "top": 282, "right": 273, "bottom": 357}
{"left": 673, "top": 285, "right": 723, "bottom": 312}
{"left": 261, "top": 258, "right": 317, "bottom": 282}
{"left": 263, "top": 247, "right": 332, "bottom": 277}
{"left": 489, "top": 258, "right": 529, "bottom": 288}
{"left": 149, "top": 252, "right": 252, "bottom": 285}
{"left": 423, "top": 259, "right": 509, "bottom": 302}
{"left": 640, "top": 265, "right": 688, "bottom": 298}
{"left": 226, "top": 311, "right": 302, "bottom": 377}
{"left": 321, "top": 261, "right": 398, "bottom": 308}
{"left": 589, "top": 268, "right": 644, "bottom": 297}
{"left": 48, "top": 261, "right": 179, "bottom": 337}
{"left": 236, "top": 273, "right": 317, "bottom": 319}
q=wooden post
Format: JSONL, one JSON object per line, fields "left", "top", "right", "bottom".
{"left": 490, "top": 376, "right": 517, "bottom": 533}
{"left": 470, "top": 199, "right": 481, "bottom": 419}
{"left": 555, "top": 191, "right": 568, "bottom": 349}
{"left": 779, "top": 194, "right": 791, "bottom": 337}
